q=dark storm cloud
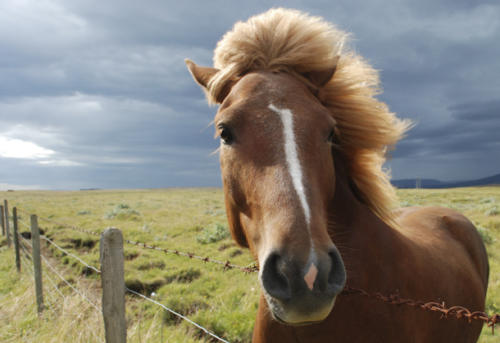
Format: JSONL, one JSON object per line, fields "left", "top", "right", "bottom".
{"left": 0, "top": 0, "right": 499, "bottom": 189}
{"left": 451, "top": 100, "right": 500, "bottom": 122}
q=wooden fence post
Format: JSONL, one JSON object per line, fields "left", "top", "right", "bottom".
{"left": 31, "top": 214, "right": 44, "bottom": 314}
{"left": 0, "top": 205, "right": 4, "bottom": 236}
{"left": 13, "top": 207, "right": 21, "bottom": 272}
{"left": 4, "top": 200, "right": 11, "bottom": 247}
{"left": 100, "top": 228, "right": 127, "bottom": 343}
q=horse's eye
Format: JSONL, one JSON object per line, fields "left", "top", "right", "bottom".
{"left": 219, "top": 126, "right": 234, "bottom": 145}
{"left": 327, "top": 129, "right": 335, "bottom": 143}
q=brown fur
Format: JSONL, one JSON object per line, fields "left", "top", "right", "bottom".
{"left": 252, "top": 157, "right": 488, "bottom": 342}
{"left": 186, "top": 8, "right": 489, "bottom": 343}
{"left": 207, "top": 8, "right": 412, "bottom": 226}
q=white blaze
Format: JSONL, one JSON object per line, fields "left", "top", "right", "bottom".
{"left": 268, "top": 104, "right": 311, "bottom": 226}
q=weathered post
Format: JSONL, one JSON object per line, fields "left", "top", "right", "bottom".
{"left": 4, "top": 200, "right": 11, "bottom": 247}
{"left": 31, "top": 214, "right": 44, "bottom": 314}
{"left": 100, "top": 228, "right": 127, "bottom": 343}
{"left": 0, "top": 205, "right": 4, "bottom": 236}
{"left": 13, "top": 207, "right": 21, "bottom": 272}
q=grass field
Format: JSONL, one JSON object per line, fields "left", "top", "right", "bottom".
{"left": 0, "top": 187, "right": 498, "bottom": 342}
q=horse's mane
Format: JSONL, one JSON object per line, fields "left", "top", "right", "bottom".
{"left": 206, "top": 8, "right": 411, "bottom": 226}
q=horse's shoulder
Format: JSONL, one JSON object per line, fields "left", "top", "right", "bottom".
{"left": 395, "top": 205, "right": 472, "bottom": 229}
{"left": 395, "top": 205, "right": 480, "bottom": 244}
{"left": 395, "top": 206, "right": 489, "bottom": 288}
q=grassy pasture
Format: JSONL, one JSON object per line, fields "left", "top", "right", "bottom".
{"left": 0, "top": 187, "right": 498, "bottom": 342}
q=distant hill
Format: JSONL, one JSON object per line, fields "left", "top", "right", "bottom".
{"left": 392, "top": 173, "right": 500, "bottom": 189}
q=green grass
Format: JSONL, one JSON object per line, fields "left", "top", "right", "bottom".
{"left": 1, "top": 188, "right": 257, "bottom": 343}
{"left": 0, "top": 187, "right": 499, "bottom": 342}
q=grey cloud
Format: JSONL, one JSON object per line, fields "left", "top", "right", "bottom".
{"left": 1, "top": 0, "right": 499, "bottom": 189}
{"left": 451, "top": 100, "right": 500, "bottom": 121}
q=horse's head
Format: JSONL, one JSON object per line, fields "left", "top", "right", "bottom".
{"left": 185, "top": 6, "right": 409, "bottom": 327}
{"left": 187, "top": 60, "right": 346, "bottom": 325}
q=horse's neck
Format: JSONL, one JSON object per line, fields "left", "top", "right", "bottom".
{"left": 329, "top": 155, "right": 379, "bottom": 230}
{"left": 329, "top": 155, "right": 396, "bottom": 284}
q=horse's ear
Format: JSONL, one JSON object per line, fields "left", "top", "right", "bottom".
{"left": 185, "top": 59, "right": 219, "bottom": 90}
{"left": 185, "top": 59, "right": 237, "bottom": 103}
{"left": 304, "top": 55, "right": 340, "bottom": 88}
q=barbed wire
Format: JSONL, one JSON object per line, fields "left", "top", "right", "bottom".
{"left": 16, "top": 207, "right": 99, "bottom": 236}
{"left": 17, "top": 208, "right": 258, "bottom": 273}
{"left": 124, "top": 238, "right": 258, "bottom": 273}
{"left": 342, "top": 286, "right": 499, "bottom": 334}
{"left": 38, "top": 232, "right": 239, "bottom": 342}
{"left": 126, "top": 287, "right": 230, "bottom": 343}
{"left": 16, "top": 216, "right": 236, "bottom": 341}
{"left": 13, "top": 206, "right": 499, "bottom": 335}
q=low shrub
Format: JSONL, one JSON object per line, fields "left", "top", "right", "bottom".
{"left": 196, "top": 223, "right": 229, "bottom": 244}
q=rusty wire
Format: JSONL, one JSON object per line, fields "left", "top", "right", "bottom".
{"left": 16, "top": 208, "right": 102, "bottom": 237}
{"left": 17, "top": 207, "right": 258, "bottom": 274}
{"left": 341, "top": 286, "right": 499, "bottom": 334}
{"left": 124, "top": 237, "right": 258, "bottom": 273}
{"left": 15, "top": 207, "right": 499, "bottom": 333}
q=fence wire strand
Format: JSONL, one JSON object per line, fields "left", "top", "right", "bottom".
{"left": 16, "top": 212, "right": 234, "bottom": 342}
{"left": 39, "top": 253, "right": 100, "bottom": 312}
{"left": 18, "top": 233, "right": 32, "bottom": 249}
{"left": 18, "top": 234, "right": 101, "bottom": 312}
{"left": 19, "top": 208, "right": 258, "bottom": 273}
{"left": 41, "top": 262, "right": 67, "bottom": 300}
{"left": 17, "top": 207, "right": 100, "bottom": 237}
{"left": 17, "top": 238, "right": 62, "bottom": 310}
{"left": 126, "top": 287, "right": 231, "bottom": 343}
{"left": 18, "top": 217, "right": 96, "bottom": 277}
{"left": 124, "top": 238, "right": 258, "bottom": 273}
{"left": 40, "top": 234, "right": 101, "bottom": 274}
{"left": 17, "top": 218, "right": 31, "bottom": 231}
{"left": 17, "top": 234, "right": 105, "bottom": 343}
{"left": 12, "top": 205, "right": 500, "bottom": 336}
{"left": 18, "top": 241, "right": 34, "bottom": 275}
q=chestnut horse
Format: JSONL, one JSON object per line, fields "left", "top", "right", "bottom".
{"left": 186, "top": 8, "right": 489, "bottom": 343}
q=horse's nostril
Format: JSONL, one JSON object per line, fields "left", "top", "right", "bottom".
{"left": 261, "top": 252, "right": 291, "bottom": 301}
{"left": 327, "top": 248, "right": 347, "bottom": 294}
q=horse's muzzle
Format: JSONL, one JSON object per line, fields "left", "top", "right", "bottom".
{"left": 260, "top": 247, "right": 346, "bottom": 325}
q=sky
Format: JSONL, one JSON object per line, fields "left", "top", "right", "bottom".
{"left": 0, "top": 0, "right": 499, "bottom": 190}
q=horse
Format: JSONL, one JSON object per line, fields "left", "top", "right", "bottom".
{"left": 185, "top": 8, "right": 489, "bottom": 343}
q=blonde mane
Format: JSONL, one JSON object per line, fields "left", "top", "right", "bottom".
{"left": 206, "top": 8, "right": 411, "bottom": 226}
